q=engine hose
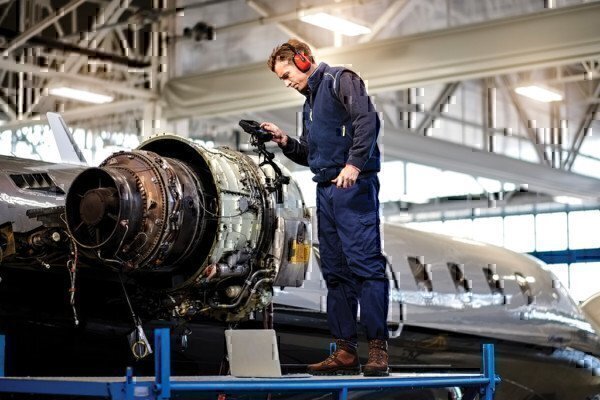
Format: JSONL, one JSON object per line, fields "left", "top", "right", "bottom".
{"left": 209, "top": 269, "right": 270, "bottom": 310}
{"left": 242, "top": 277, "right": 273, "bottom": 309}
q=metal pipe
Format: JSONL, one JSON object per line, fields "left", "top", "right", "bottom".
{"left": 17, "top": 55, "right": 23, "bottom": 120}
{"left": 486, "top": 84, "right": 496, "bottom": 153}
{"left": 3, "top": 0, "right": 87, "bottom": 55}
{"left": 499, "top": 76, "right": 550, "bottom": 166}
{"left": 216, "top": 263, "right": 249, "bottom": 279}
{"left": 171, "top": 377, "right": 495, "bottom": 391}
{"left": 0, "top": 58, "right": 156, "bottom": 99}
{"left": 217, "top": 0, "right": 377, "bottom": 33}
{"left": 563, "top": 82, "right": 600, "bottom": 170}
{"left": 0, "top": 99, "right": 147, "bottom": 131}
{"left": 209, "top": 269, "right": 270, "bottom": 310}
{"left": 246, "top": 0, "right": 316, "bottom": 50}
{"left": 0, "top": 27, "right": 151, "bottom": 68}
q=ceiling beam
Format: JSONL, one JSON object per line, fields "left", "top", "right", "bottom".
{"left": 358, "top": 0, "right": 416, "bottom": 43}
{"left": 246, "top": 1, "right": 316, "bottom": 50}
{"left": 27, "top": 0, "right": 133, "bottom": 114}
{"left": 415, "top": 82, "right": 460, "bottom": 135}
{"left": 2, "top": 0, "right": 86, "bottom": 55}
{"left": 382, "top": 129, "right": 600, "bottom": 201}
{"left": 395, "top": 192, "right": 556, "bottom": 216}
{"left": 163, "top": 2, "right": 600, "bottom": 119}
{"left": 66, "top": 0, "right": 130, "bottom": 74}
{"left": 0, "top": 58, "right": 156, "bottom": 99}
{"left": 498, "top": 76, "right": 550, "bottom": 165}
{"left": 0, "top": 92, "right": 16, "bottom": 120}
{"left": 563, "top": 82, "right": 600, "bottom": 170}
{"left": 0, "top": 27, "right": 150, "bottom": 68}
{"left": 0, "top": 99, "right": 147, "bottom": 131}
{"left": 217, "top": 0, "right": 378, "bottom": 34}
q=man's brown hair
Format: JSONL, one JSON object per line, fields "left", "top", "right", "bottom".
{"left": 267, "top": 39, "right": 315, "bottom": 72}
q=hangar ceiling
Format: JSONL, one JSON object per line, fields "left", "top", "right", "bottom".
{"left": 0, "top": 0, "right": 599, "bottom": 210}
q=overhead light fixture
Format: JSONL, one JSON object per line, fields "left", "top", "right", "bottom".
{"left": 299, "top": 12, "right": 371, "bottom": 36}
{"left": 398, "top": 194, "right": 430, "bottom": 204}
{"left": 49, "top": 87, "right": 114, "bottom": 104}
{"left": 514, "top": 85, "right": 563, "bottom": 103}
{"left": 553, "top": 195, "right": 583, "bottom": 205}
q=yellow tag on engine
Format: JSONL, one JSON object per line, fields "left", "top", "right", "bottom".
{"left": 289, "top": 240, "right": 310, "bottom": 263}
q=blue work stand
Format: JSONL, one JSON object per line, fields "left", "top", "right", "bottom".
{"left": 0, "top": 329, "right": 500, "bottom": 399}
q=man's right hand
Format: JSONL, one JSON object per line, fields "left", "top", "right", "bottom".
{"left": 260, "top": 122, "right": 288, "bottom": 147}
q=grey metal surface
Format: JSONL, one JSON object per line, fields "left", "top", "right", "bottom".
{"left": 163, "top": 3, "right": 600, "bottom": 119}
{"left": 382, "top": 129, "right": 600, "bottom": 200}
{"left": 277, "top": 223, "right": 600, "bottom": 354}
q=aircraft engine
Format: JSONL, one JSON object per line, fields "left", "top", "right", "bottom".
{"left": 65, "top": 134, "right": 310, "bottom": 321}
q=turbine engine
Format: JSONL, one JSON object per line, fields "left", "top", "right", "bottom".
{"left": 65, "top": 135, "right": 310, "bottom": 321}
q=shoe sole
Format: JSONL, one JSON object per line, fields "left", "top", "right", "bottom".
{"left": 363, "top": 369, "right": 390, "bottom": 377}
{"left": 309, "top": 368, "right": 362, "bottom": 376}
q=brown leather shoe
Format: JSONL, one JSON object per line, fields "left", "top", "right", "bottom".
{"left": 363, "top": 339, "right": 389, "bottom": 376}
{"left": 307, "top": 339, "right": 361, "bottom": 376}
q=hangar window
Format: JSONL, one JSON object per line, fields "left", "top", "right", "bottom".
{"left": 9, "top": 173, "right": 65, "bottom": 195}
{"left": 504, "top": 215, "right": 535, "bottom": 253}
{"left": 569, "top": 262, "right": 600, "bottom": 302}
{"left": 535, "top": 212, "right": 567, "bottom": 251}
{"left": 568, "top": 210, "right": 600, "bottom": 250}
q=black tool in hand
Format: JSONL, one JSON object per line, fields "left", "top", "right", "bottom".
{"left": 239, "top": 120, "right": 273, "bottom": 144}
{"left": 238, "top": 119, "right": 289, "bottom": 204}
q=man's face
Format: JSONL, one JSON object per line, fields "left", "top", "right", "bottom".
{"left": 274, "top": 60, "right": 309, "bottom": 93}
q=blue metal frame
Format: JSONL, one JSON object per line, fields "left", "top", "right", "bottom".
{"left": 530, "top": 247, "right": 600, "bottom": 265}
{"left": 0, "top": 328, "right": 501, "bottom": 400}
{"left": 0, "top": 334, "right": 4, "bottom": 378}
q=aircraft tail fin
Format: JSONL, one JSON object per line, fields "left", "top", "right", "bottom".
{"left": 46, "top": 112, "right": 88, "bottom": 165}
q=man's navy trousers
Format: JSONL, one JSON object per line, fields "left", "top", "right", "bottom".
{"left": 316, "top": 174, "right": 389, "bottom": 342}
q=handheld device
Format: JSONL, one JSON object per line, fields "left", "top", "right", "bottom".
{"left": 239, "top": 120, "right": 273, "bottom": 144}
{"left": 238, "top": 119, "right": 289, "bottom": 204}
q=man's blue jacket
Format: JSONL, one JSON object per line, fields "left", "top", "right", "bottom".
{"left": 281, "top": 62, "right": 381, "bottom": 183}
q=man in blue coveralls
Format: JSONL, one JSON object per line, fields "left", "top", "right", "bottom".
{"left": 261, "top": 39, "right": 389, "bottom": 376}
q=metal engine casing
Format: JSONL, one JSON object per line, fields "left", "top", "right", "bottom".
{"left": 65, "top": 134, "right": 310, "bottom": 321}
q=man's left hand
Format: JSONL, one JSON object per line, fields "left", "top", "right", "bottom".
{"left": 332, "top": 164, "right": 360, "bottom": 188}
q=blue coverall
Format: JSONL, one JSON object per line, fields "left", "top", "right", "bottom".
{"left": 281, "top": 62, "right": 389, "bottom": 343}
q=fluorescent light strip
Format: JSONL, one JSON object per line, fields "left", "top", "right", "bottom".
{"left": 553, "top": 195, "right": 583, "bottom": 205}
{"left": 49, "top": 87, "right": 114, "bottom": 104}
{"left": 515, "top": 85, "right": 563, "bottom": 103}
{"left": 299, "top": 12, "right": 371, "bottom": 36}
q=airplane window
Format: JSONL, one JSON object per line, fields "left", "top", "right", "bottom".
{"left": 482, "top": 264, "right": 504, "bottom": 296}
{"left": 447, "top": 262, "right": 472, "bottom": 293}
{"left": 514, "top": 272, "right": 535, "bottom": 305}
{"left": 407, "top": 256, "right": 433, "bottom": 294}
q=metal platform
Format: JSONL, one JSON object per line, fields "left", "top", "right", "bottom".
{"left": 0, "top": 329, "right": 501, "bottom": 399}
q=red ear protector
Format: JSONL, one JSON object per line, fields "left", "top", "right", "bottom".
{"left": 281, "top": 43, "right": 312, "bottom": 73}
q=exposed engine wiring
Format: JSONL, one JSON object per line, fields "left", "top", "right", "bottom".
{"left": 67, "top": 237, "right": 79, "bottom": 327}
{"left": 60, "top": 212, "right": 80, "bottom": 326}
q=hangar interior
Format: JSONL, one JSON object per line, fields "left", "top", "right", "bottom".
{"left": 0, "top": 0, "right": 599, "bottom": 305}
